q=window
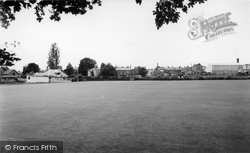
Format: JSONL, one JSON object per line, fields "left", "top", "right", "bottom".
{"left": 28, "top": 76, "right": 30, "bottom": 80}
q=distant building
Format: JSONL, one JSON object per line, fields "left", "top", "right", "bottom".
{"left": 0, "top": 67, "right": 20, "bottom": 81}
{"left": 206, "top": 63, "right": 244, "bottom": 75}
{"left": 156, "top": 66, "right": 182, "bottom": 76}
{"left": 27, "top": 69, "right": 69, "bottom": 83}
{"left": 88, "top": 67, "right": 100, "bottom": 77}
{"left": 168, "top": 67, "right": 182, "bottom": 75}
{"left": 153, "top": 64, "right": 206, "bottom": 77}
{"left": 116, "top": 66, "right": 132, "bottom": 77}
{"left": 152, "top": 69, "right": 164, "bottom": 77}
{"left": 240, "top": 64, "right": 250, "bottom": 74}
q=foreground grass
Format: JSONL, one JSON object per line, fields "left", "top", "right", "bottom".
{"left": 0, "top": 80, "right": 250, "bottom": 152}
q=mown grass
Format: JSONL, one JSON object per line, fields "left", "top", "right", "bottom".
{"left": 0, "top": 80, "right": 250, "bottom": 152}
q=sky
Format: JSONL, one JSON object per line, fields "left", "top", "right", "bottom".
{"left": 1, "top": 0, "right": 250, "bottom": 71}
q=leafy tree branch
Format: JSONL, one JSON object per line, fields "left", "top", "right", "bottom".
{"left": 0, "top": 0, "right": 207, "bottom": 29}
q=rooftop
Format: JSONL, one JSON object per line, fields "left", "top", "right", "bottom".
{"left": 2, "top": 69, "right": 19, "bottom": 75}
{"left": 116, "top": 67, "right": 132, "bottom": 71}
{"left": 31, "top": 69, "right": 68, "bottom": 78}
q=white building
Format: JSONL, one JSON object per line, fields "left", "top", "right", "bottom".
{"left": 206, "top": 63, "right": 244, "bottom": 75}
{"left": 27, "top": 69, "right": 69, "bottom": 83}
{"left": 88, "top": 67, "right": 100, "bottom": 77}
{"left": 116, "top": 67, "right": 132, "bottom": 76}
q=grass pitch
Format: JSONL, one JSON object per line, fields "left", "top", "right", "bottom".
{"left": 0, "top": 80, "right": 250, "bottom": 152}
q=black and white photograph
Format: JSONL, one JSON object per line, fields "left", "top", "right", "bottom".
{"left": 0, "top": 0, "right": 250, "bottom": 152}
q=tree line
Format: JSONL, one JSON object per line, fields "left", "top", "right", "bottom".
{"left": 21, "top": 43, "right": 149, "bottom": 78}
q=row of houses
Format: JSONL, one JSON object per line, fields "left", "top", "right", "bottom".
{"left": 1, "top": 60, "right": 249, "bottom": 83}
{"left": 0, "top": 67, "right": 70, "bottom": 83}
{"left": 153, "top": 63, "right": 250, "bottom": 76}
{"left": 146, "top": 65, "right": 206, "bottom": 78}
{"left": 88, "top": 62, "right": 250, "bottom": 78}
{"left": 87, "top": 64, "right": 206, "bottom": 78}
{"left": 87, "top": 66, "right": 146, "bottom": 77}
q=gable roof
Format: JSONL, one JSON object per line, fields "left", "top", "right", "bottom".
{"left": 44, "top": 69, "right": 68, "bottom": 77}
{"left": 33, "top": 72, "right": 46, "bottom": 77}
{"left": 27, "top": 71, "right": 35, "bottom": 76}
{"left": 0, "top": 67, "right": 9, "bottom": 74}
{"left": 1, "top": 69, "right": 20, "bottom": 75}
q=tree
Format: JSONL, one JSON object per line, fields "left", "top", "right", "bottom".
{"left": 138, "top": 66, "right": 148, "bottom": 77}
{"left": 0, "top": 42, "right": 21, "bottom": 66}
{"left": 0, "top": 0, "right": 207, "bottom": 29}
{"left": 0, "top": 0, "right": 101, "bottom": 29}
{"left": 100, "top": 63, "right": 117, "bottom": 77}
{"left": 47, "top": 43, "right": 61, "bottom": 69}
{"left": 22, "top": 62, "right": 40, "bottom": 74}
{"left": 64, "top": 62, "right": 75, "bottom": 76}
{"left": 78, "top": 57, "right": 96, "bottom": 76}
{"left": 152, "top": 0, "right": 207, "bottom": 29}
{"left": 100, "top": 63, "right": 106, "bottom": 70}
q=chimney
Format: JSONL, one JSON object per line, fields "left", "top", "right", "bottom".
{"left": 237, "top": 58, "right": 239, "bottom": 63}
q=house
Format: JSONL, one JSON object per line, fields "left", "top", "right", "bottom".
{"left": 168, "top": 67, "right": 182, "bottom": 75}
{"left": 0, "top": 67, "right": 20, "bottom": 81}
{"left": 88, "top": 67, "right": 100, "bottom": 77}
{"left": 152, "top": 68, "right": 164, "bottom": 77}
{"left": 155, "top": 66, "right": 182, "bottom": 76}
{"left": 26, "top": 71, "right": 49, "bottom": 83}
{"left": 116, "top": 66, "right": 132, "bottom": 77}
{"left": 27, "top": 69, "right": 69, "bottom": 83}
{"left": 181, "top": 66, "right": 192, "bottom": 75}
{"left": 181, "top": 64, "right": 206, "bottom": 76}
